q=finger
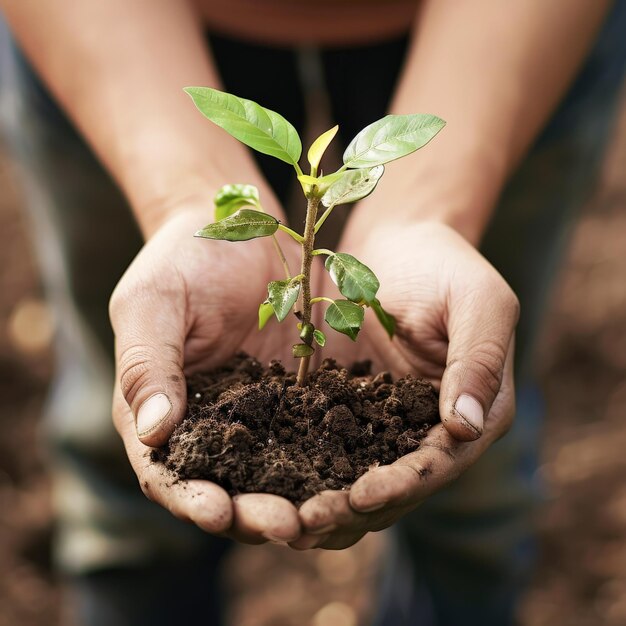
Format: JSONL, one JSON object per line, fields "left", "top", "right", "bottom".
{"left": 314, "top": 531, "right": 368, "bottom": 551}
{"left": 299, "top": 490, "right": 401, "bottom": 537}
{"left": 349, "top": 425, "right": 473, "bottom": 512}
{"left": 113, "top": 383, "right": 233, "bottom": 533}
{"left": 294, "top": 530, "right": 368, "bottom": 551}
{"left": 289, "top": 532, "right": 331, "bottom": 551}
{"left": 110, "top": 273, "right": 188, "bottom": 447}
{"left": 440, "top": 267, "right": 519, "bottom": 441}
{"left": 230, "top": 493, "right": 301, "bottom": 544}
{"left": 350, "top": 341, "right": 515, "bottom": 513}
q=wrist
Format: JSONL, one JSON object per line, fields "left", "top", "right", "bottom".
{"left": 346, "top": 130, "right": 508, "bottom": 247}
{"left": 131, "top": 172, "right": 284, "bottom": 240}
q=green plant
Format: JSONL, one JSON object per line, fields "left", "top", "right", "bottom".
{"left": 186, "top": 87, "right": 445, "bottom": 386}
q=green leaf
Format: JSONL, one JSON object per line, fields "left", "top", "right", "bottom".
{"left": 325, "top": 300, "right": 365, "bottom": 341}
{"left": 343, "top": 114, "right": 446, "bottom": 168}
{"left": 325, "top": 253, "right": 380, "bottom": 304}
{"left": 371, "top": 298, "right": 396, "bottom": 339}
{"left": 215, "top": 184, "right": 260, "bottom": 221}
{"left": 195, "top": 208, "right": 278, "bottom": 241}
{"left": 293, "top": 343, "right": 315, "bottom": 358}
{"left": 313, "top": 329, "right": 326, "bottom": 347}
{"left": 258, "top": 301, "right": 274, "bottom": 330}
{"left": 185, "top": 87, "right": 302, "bottom": 166}
{"left": 267, "top": 279, "right": 301, "bottom": 322}
{"left": 307, "top": 125, "right": 338, "bottom": 170}
{"left": 321, "top": 165, "right": 384, "bottom": 208}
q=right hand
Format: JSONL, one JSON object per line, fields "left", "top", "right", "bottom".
{"left": 109, "top": 205, "right": 304, "bottom": 544}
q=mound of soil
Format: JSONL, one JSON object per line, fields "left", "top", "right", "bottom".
{"left": 153, "top": 353, "right": 439, "bottom": 504}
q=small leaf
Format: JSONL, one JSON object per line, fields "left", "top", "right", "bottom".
{"left": 185, "top": 86, "right": 302, "bottom": 165}
{"left": 293, "top": 343, "right": 315, "bottom": 358}
{"left": 258, "top": 301, "right": 274, "bottom": 330}
{"left": 268, "top": 279, "right": 301, "bottom": 322}
{"left": 195, "top": 209, "right": 278, "bottom": 241}
{"left": 297, "top": 174, "right": 321, "bottom": 186}
{"left": 313, "top": 329, "right": 326, "bottom": 347}
{"left": 343, "top": 114, "right": 446, "bottom": 168}
{"left": 321, "top": 165, "right": 384, "bottom": 208}
{"left": 307, "top": 125, "right": 339, "bottom": 170}
{"left": 215, "top": 184, "right": 260, "bottom": 221}
{"left": 325, "top": 253, "right": 380, "bottom": 304}
{"left": 299, "top": 322, "right": 314, "bottom": 344}
{"left": 325, "top": 300, "right": 365, "bottom": 341}
{"left": 371, "top": 298, "right": 396, "bottom": 339}
{"left": 297, "top": 171, "right": 346, "bottom": 195}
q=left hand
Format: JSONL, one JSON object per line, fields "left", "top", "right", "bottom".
{"left": 291, "top": 221, "right": 519, "bottom": 550}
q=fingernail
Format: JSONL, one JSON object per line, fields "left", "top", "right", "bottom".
{"left": 262, "top": 532, "right": 297, "bottom": 544}
{"left": 136, "top": 393, "right": 172, "bottom": 437}
{"left": 454, "top": 393, "right": 484, "bottom": 435}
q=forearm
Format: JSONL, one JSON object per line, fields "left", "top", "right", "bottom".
{"left": 1, "top": 0, "right": 271, "bottom": 236}
{"left": 347, "top": 0, "right": 612, "bottom": 245}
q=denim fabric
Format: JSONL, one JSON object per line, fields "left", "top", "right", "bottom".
{"left": 0, "top": 5, "right": 624, "bottom": 625}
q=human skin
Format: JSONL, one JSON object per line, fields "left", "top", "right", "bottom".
{"left": 0, "top": 0, "right": 612, "bottom": 546}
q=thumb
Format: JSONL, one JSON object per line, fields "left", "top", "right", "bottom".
{"left": 440, "top": 275, "right": 519, "bottom": 442}
{"left": 110, "top": 282, "right": 187, "bottom": 447}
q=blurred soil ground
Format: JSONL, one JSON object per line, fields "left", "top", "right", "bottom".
{"left": 0, "top": 96, "right": 624, "bottom": 626}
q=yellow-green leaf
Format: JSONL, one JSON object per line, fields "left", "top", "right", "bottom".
{"left": 307, "top": 125, "right": 338, "bottom": 170}
{"left": 258, "top": 301, "right": 274, "bottom": 330}
{"left": 298, "top": 171, "right": 346, "bottom": 196}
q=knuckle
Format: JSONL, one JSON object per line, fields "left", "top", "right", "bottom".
{"left": 108, "top": 283, "right": 129, "bottom": 327}
{"left": 118, "top": 345, "right": 153, "bottom": 405}
{"left": 492, "top": 275, "right": 520, "bottom": 324}
{"left": 473, "top": 345, "right": 506, "bottom": 398}
{"left": 449, "top": 340, "right": 506, "bottom": 400}
{"left": 503, "top": 285, "right": 520, "bottom": 323}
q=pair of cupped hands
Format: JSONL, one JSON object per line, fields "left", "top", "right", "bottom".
{"left": 109, "top": 196, "right": 519, "bottom": 551}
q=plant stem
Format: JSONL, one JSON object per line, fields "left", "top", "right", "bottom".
{"left": 271, "top": 235, "right": 291, "bottom": 279}
{"left": 296, "top": 194, "right": 321, "bottom": 387}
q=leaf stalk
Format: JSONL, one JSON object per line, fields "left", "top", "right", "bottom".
{"left": 277, "top": 224, "right": 305, "bottom": 243}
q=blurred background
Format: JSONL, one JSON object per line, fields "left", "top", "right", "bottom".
{"left": 0, "top": 73, "right": 625, "bottom": 626}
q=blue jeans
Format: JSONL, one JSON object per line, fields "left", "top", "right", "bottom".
{"left": 1, "top": 6, "right": 624, "bottom": 625}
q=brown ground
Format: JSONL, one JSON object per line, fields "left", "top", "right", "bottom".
{"left": 0, "top": 96, "right": 624, "bottom": 626}
{"left": 156, "top": 355, "right": 438, "bottom": 505}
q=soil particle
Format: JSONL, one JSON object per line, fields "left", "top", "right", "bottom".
{"left": 153, "top": 353, "right": 439, "bottom": 505}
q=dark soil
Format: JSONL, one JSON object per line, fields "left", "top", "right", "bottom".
{"left": 153, "top": 353, "right": 439, "bottom": 505}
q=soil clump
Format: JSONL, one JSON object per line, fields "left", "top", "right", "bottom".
{"left": 153, "top": 353, "right": 439, "bottom": 505}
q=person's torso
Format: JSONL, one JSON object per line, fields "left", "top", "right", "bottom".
{"left": 193, "top": 0, "right": 418, "bottom": 47}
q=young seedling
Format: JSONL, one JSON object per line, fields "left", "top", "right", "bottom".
{"left": 185, "top": 87, "right": 445, "bottom": 386}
